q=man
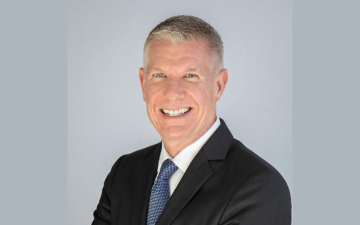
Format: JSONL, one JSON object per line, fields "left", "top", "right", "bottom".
{"left": 92, "top": 15, "right": 291, "bottom": 225}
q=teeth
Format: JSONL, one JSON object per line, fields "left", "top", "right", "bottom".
{"left": 162, "top": 107, "right": 190, "bottom": 117}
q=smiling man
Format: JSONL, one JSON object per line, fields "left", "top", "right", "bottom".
{"left": 92, "top": 15, "right": 291, "bottom": 225}
{"left": 139, "top": 38, "right": 226, "bottom": 157}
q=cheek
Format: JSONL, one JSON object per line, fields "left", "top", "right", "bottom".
{"left": 144, "top": 85, "right": 159, "bottom": 106}
{"left": 189, "top": 91, "right": 213, "bottom": 111}
{"left": 193, "top": 84, "right": 217, "bottom": 101}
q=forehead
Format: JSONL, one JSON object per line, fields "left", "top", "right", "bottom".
{"left": 145, "top": 40, "right": 211, "bottom": 70}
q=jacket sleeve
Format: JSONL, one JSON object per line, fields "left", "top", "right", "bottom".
{"left": 219, "top": 172, "right": 292, "bottom": 225}
{"left": 91, "top": 157, "right": 123, "bottom": 225}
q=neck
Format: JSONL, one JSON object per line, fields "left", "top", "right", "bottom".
{"left": 162, "top": 116, "right": 217, "bottom": 158}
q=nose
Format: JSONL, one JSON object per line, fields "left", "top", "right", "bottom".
{"left": 163, "top": 78, "right": 185, "bottom": 100}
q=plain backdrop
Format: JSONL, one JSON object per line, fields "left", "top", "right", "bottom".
{"left": 68, "top": 0, "right": 292, "bottom": 224}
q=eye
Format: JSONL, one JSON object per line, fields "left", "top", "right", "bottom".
{"left": 185, "top": 73, "right": 198, "bottom": 78}
{"left": 153, "top": 73, "right": 166, "bottom": 78}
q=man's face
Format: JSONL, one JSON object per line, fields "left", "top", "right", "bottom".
{"left": 139, "top": 40, "right": 227, "bottom": 146}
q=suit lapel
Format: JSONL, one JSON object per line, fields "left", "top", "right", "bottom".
{"left": 156, "top": 119, "right": 234, "bottom": 225}
{"left": 155, "top": 150, "right": 212, "bottom": 225}
{"left": 129, "top": 143, "right": 161, "bottom": 225}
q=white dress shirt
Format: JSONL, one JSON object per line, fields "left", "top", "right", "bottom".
{"left": 155, "top": 117, "right": 221, "bottom": 196}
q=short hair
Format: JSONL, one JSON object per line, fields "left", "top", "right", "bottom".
{"left": 144, "top": 15, "right": 224, "bottom": 70}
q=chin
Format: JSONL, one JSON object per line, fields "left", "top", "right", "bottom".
{"left": 160, "top": 128, "right": 190, "bottom": 141}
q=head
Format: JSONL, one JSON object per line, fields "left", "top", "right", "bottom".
{"left": 139, "top": 15, "right": 228, "bottom": 153}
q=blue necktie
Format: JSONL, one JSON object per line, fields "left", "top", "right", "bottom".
{"left": 147, "top": 159, "right": 178, "bottom": 225}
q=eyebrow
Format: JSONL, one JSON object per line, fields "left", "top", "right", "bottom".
{"left": 148, "top": 67, "right": 201, "bottom": 73}
{"left": 186, "top": 68, "right": 200, "bottom": 72}
{"left": 149, "top": 67, "right": 163, "bottom": 72}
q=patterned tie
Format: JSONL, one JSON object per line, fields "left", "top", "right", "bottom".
{"left": 147, "top": 159, "right": 178, "bottom": 225}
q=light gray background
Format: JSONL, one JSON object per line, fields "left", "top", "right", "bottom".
{"left": 1, "top": 1, "right": 67, "bottom": 225}
{"left": 294, "top": 0, "right": 360, "bottom": 224}
{"left": 68, "top": 0, "right": 292, "bottom": 224}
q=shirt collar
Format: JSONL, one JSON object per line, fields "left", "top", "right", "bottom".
{"left": 157, "top": 117, "right": 221, "bottom": 174}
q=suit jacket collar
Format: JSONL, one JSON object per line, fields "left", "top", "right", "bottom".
{"left": 202, "top": 118, "right": 233, "bottom": 160}
{"left": 156, "top": 118, "right": 234, "bottom": 225}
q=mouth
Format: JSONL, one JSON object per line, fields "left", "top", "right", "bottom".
{"left": 160, "top": 107, "right": 191, "bottom": 117}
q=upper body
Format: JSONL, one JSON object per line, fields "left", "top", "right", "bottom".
{"left": 92, "top": 119, "right": 291, "bottom": 225}
{"left": 92, "top": 15, "right": 291, "bottom": 225}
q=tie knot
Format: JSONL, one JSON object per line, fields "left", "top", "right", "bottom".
{"left": 158, "top": 159, "right": 178, "bottom": 180}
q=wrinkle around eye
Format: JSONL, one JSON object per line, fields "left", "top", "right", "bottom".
{"left": 152, "top": 73, "right": 166, "bottom": 78}
{"left": 183, "top": 73, "right": 200, "bottom": 79}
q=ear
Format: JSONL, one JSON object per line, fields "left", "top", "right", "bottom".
{"left": 215, "top": 69, "right": 228, "bottom": 101}
{"left": 139, "top": 67, "right": 146, "bottom": 101}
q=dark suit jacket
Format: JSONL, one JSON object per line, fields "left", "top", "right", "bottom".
{"left": 92, "top": 119, "right": 291, "bottom": 225}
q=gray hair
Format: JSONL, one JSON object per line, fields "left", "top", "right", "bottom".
{"left": 144, "top": 15, "right": 224, "bottom": 70}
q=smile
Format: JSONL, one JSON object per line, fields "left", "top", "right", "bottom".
{"left": 161, "top": 107, "right": 191, "bottom": 117}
